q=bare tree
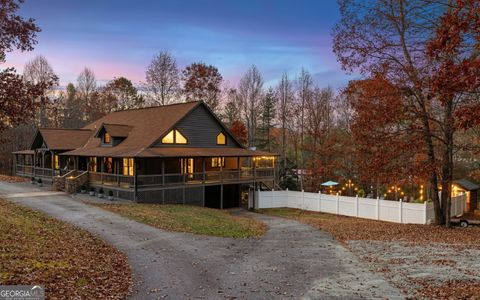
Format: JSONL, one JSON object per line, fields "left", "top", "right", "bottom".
{"left": 238, "top": 65, "right": 264, "bottom": 148}
{"left": 276, "top": 73, "right": 293, "bottom": 170}
{"left": 145, "top": 51, "right": 180, "bottom": 106}
{"left": 23, "top": 55, "right": 57, "bottom": 127}
{"left": 295, "top": 68, "right": 313, "bottom": 190}
{"left": 76, "top": 67, "right": 96, "bottom": 122}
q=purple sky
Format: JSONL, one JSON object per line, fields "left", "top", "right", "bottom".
{"left": 4, "top": 0, "right": 355, "bottom": 88}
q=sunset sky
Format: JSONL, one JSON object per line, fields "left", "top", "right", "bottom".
{"left": 4, "top": 0, "right": 355, "bottom": 88}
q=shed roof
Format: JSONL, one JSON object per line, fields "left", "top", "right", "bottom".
{"left": 453, "top": 179, "right": 480, "bottom": 191}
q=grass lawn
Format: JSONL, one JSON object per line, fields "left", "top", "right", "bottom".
{"left": 258, "top": 207, "right": 480, "bottom": 245}
{"left": 92, "top": 203, "right": 266, "bottom": 238}
{"left": 0, "top": 198, "right": 131, "bottom": 299}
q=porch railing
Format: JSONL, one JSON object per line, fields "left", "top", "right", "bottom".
{"left": 88, "top": 168, "right": 274, "bottom": 189}
{"left": 16, "top": 165, "right": 70, "bottom": 178}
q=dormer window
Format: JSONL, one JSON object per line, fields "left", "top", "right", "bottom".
{"left": 162, "top": 129, "right": 187, "bottom": 144}
{"left": 216, "top": 132, "right": 226, "bottom": 145}
{"left": 104, "top": 132, "right": 111, "bottom": 144}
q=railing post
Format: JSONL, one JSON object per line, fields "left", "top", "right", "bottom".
{"left": 399, "top": 199, "right": 403, "bottom": 223}
{"left": 376, "top": 196, "right": 380, "bottom": 220}
{"left": 318, "top": 191, "right": 321, "bottom": 212}
{"left": 336, "top": 193, "right": 340, "bottom": 215}
{"left": 424, "top": 201, "right": 428, "bottom": 224}
{"left": 355, "top": 195, "right": 359, "bottom": 217}
{"left": 302, "top": 189, "right": 305, "bottom": 210}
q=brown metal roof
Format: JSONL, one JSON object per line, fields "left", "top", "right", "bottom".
{"left": 38, "top": 129, "right": 92, "bottom": 150}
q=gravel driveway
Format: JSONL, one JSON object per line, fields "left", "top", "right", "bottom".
{"left": 0, "top": 182, "right": 404, "bottom": 299}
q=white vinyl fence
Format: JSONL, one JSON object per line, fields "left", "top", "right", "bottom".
{"left": 256, "top": 190, "right": 466, "bottom": 224}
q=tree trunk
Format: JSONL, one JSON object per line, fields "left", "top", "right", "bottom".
{"left": 441, "top": 100, "right": 454, "bottom": 227}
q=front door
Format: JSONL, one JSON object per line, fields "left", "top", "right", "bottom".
{"left": 181, "top": 158, "right": 194, "bottom": 179}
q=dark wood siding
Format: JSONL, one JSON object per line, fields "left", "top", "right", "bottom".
{"left": 153, "top": 105, "right": 241, "bottom": 148}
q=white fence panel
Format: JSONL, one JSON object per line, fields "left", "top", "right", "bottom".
{"left": 256, "top": 190, "right": 467, "bottom": 225}
{"left": 358, "top": 197, "right": 377, "bottom": 219}
{"left": 378, "top": 199, "right": 399, "bottom": 222}
{"left": 303, "top": 192, "right": 319, "bottom": 211}
{"left": 402, "top": 202, "right": 425, "bottom": 224}
{"left": 320, "top": 194, "right": 338, "bottom": 214}
{"left": 338, "top": 196, "right": 356, "bottom": 216}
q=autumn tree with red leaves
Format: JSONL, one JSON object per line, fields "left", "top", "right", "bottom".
{"left": 0, "top": 0, "right": 56, "bottom": 135}
{"left": 333, "top": 0, "right": 480, "bottom": 225}
{"left": 230, "top": 120, "right": 247, "bottom": 146}
{"left": 182, "top": 62, "right": 223, "bottom": 112}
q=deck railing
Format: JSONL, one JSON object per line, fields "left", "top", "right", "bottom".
{"left": 16, "top": 165, "right": 70, "bottom": 178}
{"left": 89, "top": 168, "right": 274, "bottom": 189}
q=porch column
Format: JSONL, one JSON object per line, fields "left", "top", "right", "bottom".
{"left": 133, "top": 158, "right": 138, "bottom": 201}
{"left": 220, "top": 184, "right": 224, "bottom": 210}
{"left": 51, "top": 151, "right": 55, "bottom": 177}
{"left": 33, "top": 151, "right": 36, "bottom": 177}
{"left": 202, "top": 158, "right": 206, "bottom": 183}
{"left": 100, "top": 157, "right": 104, "bottom": 184}
{"left": 220, "top": 158, "right": 223, "bottom": 209}
{"left": 116, "top": 160, "right": 120, "bottom": 186}
{"left": 161, "top": 159, "right": 165, "bottom": 186}
{"left": 237, "top": 157, "right": 241, "bottom": 180}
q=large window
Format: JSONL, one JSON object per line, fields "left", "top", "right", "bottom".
{"left": 211, "top": 157, "right": 225, "bottom": 168}
{"left": 104, "top": 132, "right": 111, "bottom": 144}
{"left": 123, "top": 158, "right": 134, "bottom": 176}
{"left": 216, "top": 132, "right": 226, "bottom": 145}
{"left": 88, "top": 157, "right": 97, "bottom": 172}
{"left": 161, "top": 129, "right": 187, "bottom": 144}
{"left": 53, "top": 154, "right": 59, "bottom": 169}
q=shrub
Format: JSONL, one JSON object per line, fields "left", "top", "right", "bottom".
{"left": 81, "top": 185, "right": 86, "bottom": 191}
{"left": 90, "top": 187, "right": 95, "bottom": 192}
{"left": 37, "top": 178, "right": 42, "bottom": 184}
{"left": 99, "top": 188, "right": 104, "bottom": 194}
{"left": 108, "top": 190, "right": 113, "bottom": 197}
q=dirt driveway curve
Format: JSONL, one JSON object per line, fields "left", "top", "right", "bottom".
{"left": 0, "top": 182, "right": 404, "bottom": 299}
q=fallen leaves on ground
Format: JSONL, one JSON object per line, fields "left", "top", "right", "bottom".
{"left": 0, "top": 199, "right": 132, "bottom": 299}
{"left": 416, "top": 279, "right": 480, "bottom": 300}
{"left": 260, "top": 208, "right": 480, "bottom": 300}
{"left": 259, "top": 208, "right": 480, "bottom": 247}
{"left": 0, "top": 175, "right": 27, "bottom": 183}
{"left": 93, "top": 203, "right": 266, "bottom": 238}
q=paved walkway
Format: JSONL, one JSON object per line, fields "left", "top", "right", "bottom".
{"left": 0, "top": 182, "right": 404, "bottom": 299}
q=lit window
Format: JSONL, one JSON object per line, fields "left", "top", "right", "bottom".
{"left": 161, "top": 129, "right": 187, "bottom": 144}
{"left": 104, "top": 132, "right": 111, "bottom": 144}
{"left": 123, "top": 158, "right": 134, "bottom": 176}
{"left": 211, "top": 157, "right": 224, "bottom": 168}
{"left": 175, "top": 130, "right": 187, "bottom": 144}
{"left": 216, "top": 132, "right": 226, "bottom": 145}
{"left": 54, "top": 155, "right": 59, "bottom": 169}
{"left": 162, "top": 130, "right": 175, "bottom": 144}
{"left": 88, "top": 157, "right": 97, "bottom": 172}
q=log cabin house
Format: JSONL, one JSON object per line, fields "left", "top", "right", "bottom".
{"left": 13, "top": 101, "right": 278, "bottom": 209}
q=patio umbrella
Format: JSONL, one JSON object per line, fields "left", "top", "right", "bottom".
{"left": 321, "top": 181, "right": 339, "bottom": 186}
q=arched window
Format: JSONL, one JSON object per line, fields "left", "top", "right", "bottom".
{"left": 161, "top": 129, "right": 187, "bottom": 144}
{"left": 216, "top": 132, "right": 226, "bottom": 145}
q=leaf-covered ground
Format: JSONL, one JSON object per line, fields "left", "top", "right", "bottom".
{"left": 260, "top": 208, "right": 480, "bottom": 300}
{"left": 93, "top": 203, "right": 266, "bottom": 238}
{"left": 0, "top": 198, "right": 132, "bottom": 299}
{"left": 0, "top": 175, "right": 27, "bottom": 183}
